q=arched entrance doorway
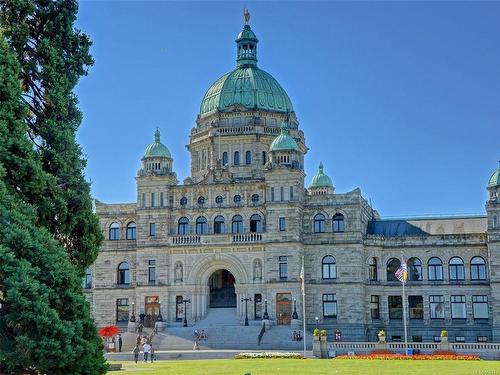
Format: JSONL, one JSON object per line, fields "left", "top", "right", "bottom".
{"left": 208, "top": 269, "right": 236, "bottom": 308}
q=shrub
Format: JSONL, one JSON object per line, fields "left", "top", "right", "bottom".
{"left": 377, "top": 330, "right": 385, "bottom": 337}
{"left": 320, "top": 330, "right": 328, "bottom": 337}
{"left": 440, "top": 330, "right": 448, "bottom": 338}
{"left": 313, "top": 328, "right": 320, "bottom": 337}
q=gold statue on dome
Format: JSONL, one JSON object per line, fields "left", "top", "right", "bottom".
{"left": 243, "top": 8, "right": 250, "bottom": 25}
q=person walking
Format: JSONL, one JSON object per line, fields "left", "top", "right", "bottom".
{"left": 133, "top": 344, "right": 140, "bottom": 364}
{"left": 118, "top": 333, "right": 123, "bottom": 352}
{"left": 150, "top": 343, "right": 155, "bottom": 363}
{"left": 193, "top": 330, "right": 200, "bottom": 351}
{"left": 143, "top": 342, "right": 151, "bottom": 362}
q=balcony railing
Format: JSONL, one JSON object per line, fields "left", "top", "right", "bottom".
{"left": 170, "top": 232, "right": 265, "bottom": 245}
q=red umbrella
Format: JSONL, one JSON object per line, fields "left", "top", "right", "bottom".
{"left": 98, "top": 325, "right": 119, "bottom": 337}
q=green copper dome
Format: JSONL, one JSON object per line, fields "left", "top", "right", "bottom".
{"left": 488, "top": 163, "right": 500, "bottom": 188}
{"left": 144, "top": 128, "right": 171, "bottom": 158}
{"left": 309, "top": 163, "right": 333, "bottom": 188}
{"left": 270, "top": 123, "right": 299, "bottom": 152}
{"left": 199, "top": 22, "right": 293, "bottom": 117}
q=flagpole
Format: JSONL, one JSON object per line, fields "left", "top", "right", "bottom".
{"left": 301, "top": 256, "right": 306, "bottom": 358}
{"left": 402, "top": 270, "right": 408, "bottom": 355}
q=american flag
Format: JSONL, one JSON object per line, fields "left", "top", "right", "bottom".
{"left": 395, "top": 261, "right": 408, "bottom": 283}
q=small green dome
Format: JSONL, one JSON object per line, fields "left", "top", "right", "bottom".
{"left": 270, "top": 123, "right": 299, "bottom": 152}
{"left": 144, "top": 128, "right": 171, "bottom": 158}
{"left": 309, "top": 162, "right": 333, "bottom": 188}
{"left": 488, "top": 163, "right": 500, "bottom": 188}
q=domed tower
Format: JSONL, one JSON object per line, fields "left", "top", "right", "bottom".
{"left": 486, "top": 162, "right": 500, "bottom": 230}
{"left": 136, "top": 129, "right": 177, "bottom": 207}
{"left": 188, "top": 10, "right": 306, "bottom": 183}
{"left": 308, "top": 163, "right": 334, "bottom": 195}
{"left": 268, "top": 122, "right": 301, "bottom": 168}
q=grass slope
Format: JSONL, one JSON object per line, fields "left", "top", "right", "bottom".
{"left": 110, "top": 358, "right": 500, "bottom": 375}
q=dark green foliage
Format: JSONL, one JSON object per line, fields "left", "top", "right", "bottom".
{"left": 0, "top": 0, "right": 102, "bottom": 271}
{"left": 0, "top": 33, "right": 107, "bottom": 375}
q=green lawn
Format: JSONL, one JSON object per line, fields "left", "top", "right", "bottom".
{"left": 109, "top": 358, "right": 500, "bottom": 375}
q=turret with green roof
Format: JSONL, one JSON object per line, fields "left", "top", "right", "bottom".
{"left": 144, "top": 128, "right": 171, "bottom": 159}
{"left": 488, "top": 161, "right": 500, "bottom": 188}
{"left": 309, "top": 162, "right": 334, "bottom": 195}
{"left": 138, "top": 128, "right": 175, "bottom": 179}
{"left": 270, "top": 122, "right": 299, "bottom": 152}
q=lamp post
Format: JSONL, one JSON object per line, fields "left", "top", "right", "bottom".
{"left": 182, "top": 298, "right": 191, "bottom": 327}
{"left": 263, "top": 298, "right": 269, "bottom": 320}
{"left": 292, "top": 298, "right": 298, "bottom": 319}
{"left": 130, "top": 302, "right": 136, "bottom": 322}
{"left": 315, "top": 316, "right": 319, "bottom": 330}
{"left": 157, "top": 302, "right": 163, "bottom": 322}
{"left": 241, "top": 297, "right": 252, "bottom": 326}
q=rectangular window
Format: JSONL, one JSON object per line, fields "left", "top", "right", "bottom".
{"left": 279, "top": 217, "right": 286, "bottom": 231}
{"left": 148, "top": 260, "right": 156, "bottom": 284}
{"left": 279, "top": 256, "right": 287, "bottom": 281}
{"left": 455, "top": 336, "right": 465, "bottom": 342}
{"left": 290, "top": 186, "right": 294, "bottom": 201}
{"left": 322, "top": 294, "right": 337, "bottom": 318}
{"left": 433, "top": 336, "right": 441, "bottom": 343}
{"left": 388, "top": 296, "right": 402, "bottom": 319}
{"left": 271, "top": 187, "right": 275, "bottom": 202}
{"left": 392, "top": 336, "right": 401, "bottom": 342}
{"left": 409, "top": 296, "right": 423, "bottom": 319}
{"left": 160, "top": 192, "right": 164, "bottom": 207}
{"left": 280, "top": 187, "right": 284, "bottom": 202}
{"left": 116, "top": 298, "right": 129, "bottom": 322}
{"left": 149, "top": 223, "right": 156, "bottom": 237}
{"left": 429, "top": 295, "right": 445, "bottom": 319}
{"left": 451, "top": 295, "right": 466, "bottom": 319}
{"left": 370, "top": 295, "right": 380, "bottom": 319}
{"left": 477, "top": 336, "right": 488, "bottom": 343}
{"left": 142, "top": 193, "right": 145, "bottom": 208}
{"left": 472, "top": 295, "right": 488, "bottom": 319}
{"left": 412, "top": 336, "right": 422, "bottom": 342}
{"left": 151, "top": 192, "right": 155, "bottom": 207}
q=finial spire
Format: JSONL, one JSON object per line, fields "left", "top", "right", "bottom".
{"left": 319, "top": 162, "right": 324, "bottom": 173}
{"left": 243, "top": 8, "right": 250, "bottom": 25}
{"left": 154, "top": 127, "right": 161, "bottom": 143}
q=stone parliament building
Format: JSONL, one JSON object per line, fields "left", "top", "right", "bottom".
{"left": 85, "top": 16, "right": 500, "bottom": 343}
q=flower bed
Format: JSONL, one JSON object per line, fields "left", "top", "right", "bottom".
{"left": 336, "top": 354, "right": 479, "bottom": 360}
{"left": 235, "top": 352, "right": 304, "bottom": 359}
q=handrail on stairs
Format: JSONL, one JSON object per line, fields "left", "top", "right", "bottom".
{"left": 257, "top": 324, "right": 266, "bottom": 346}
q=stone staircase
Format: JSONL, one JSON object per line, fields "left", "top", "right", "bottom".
{"left": 120, "top": 308, "right": 310, "bottom": 351}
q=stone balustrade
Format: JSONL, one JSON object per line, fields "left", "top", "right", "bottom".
{"left": 170, "top": 232, "right": 265, "bottom": 245}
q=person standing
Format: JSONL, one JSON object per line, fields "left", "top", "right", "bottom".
{"left": 118, "top": 333, "right": 123, "bottom": 352}
{"left": 143, "top": 342, "right": 151, "bottom": 362}
{"left": 133, "top": 344, "right": 140, "bottom": 364}
{"left": 150, "top": 343, "right": 155, "bottom": 363}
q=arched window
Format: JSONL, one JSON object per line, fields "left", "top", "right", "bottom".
{"left": 109, "top": 222, "right": 120, "bottom": 240}
{"left": 314, "top": 214, "right": 325, "bottom": 233}
{"left": 126, "top": 222, "right": 136, "bottom": 240}
{"left": 369, "top": 257, "right": 378, "bottom": 281}
{"left": 322, "top": 256, "right": 337, "bottom": 279}
{"left": 197, "top": 196, "right": 205, "bottom": 205}
{"left": 245, "top": 150, "right": 252, "bottom": 165}
{"left": 215, "top": 195, "right": 223, "bottom": 205}
{"left": 117, "top": 262, "right": 130, "bottom": 285}
{"left": 428, "top": 257, "right": 443, "bottom": 281}
{"left": 232, "top": 215, "right": 243, "bottom": 233}
{"left": 196, "top": 216, "right": 208, "bottom": 234}
{"left": 471, "top": 256, "right": 487, "bottom": 280}
{"left": 250, "top": 214, "right": 262, "bottom": 233}
{"left": 214, "top": 216, "right": 225, "bottom": 234}
{"left": 222, "top": 152, "right": 228, "bottom": 166}
{"left": 234, "top": 151, "right": 240, "bottom": 166}
{"left": 180, "top": 197, "right": 187, "bottom": 206}
{"left": 332, "top": 213, "right": 345, "bottom": 232}
{"left": 262, "top": 151, "right": 267, "bottom": 165}
{"left": 233, "top": 195, "right": 241, "bottom": 204}
{"left": 449, "top": 257, "right": 465, "bottom": 281}
{"left": 178, "top": 217, "right": 189, "bottom": 235}
{"left": 83, "top": 268, "right": 92, "bottom": 289}
{"left": 407, "top": 257, "right": 422, "bottom": 281}
{"left": 386, "top": 258, "right": 401, "bottom": 281}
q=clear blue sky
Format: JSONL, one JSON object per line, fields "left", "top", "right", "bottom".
{"left": 75, "top": 1, "right": 500, "bottom": 217}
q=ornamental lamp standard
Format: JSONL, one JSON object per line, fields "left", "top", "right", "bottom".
{"left": 241, "top": 297, "right": 252, "bottom": 326}
{"left": 157, "top": 302, "right": 163, "bottom": 322}
{"left": 263, "top": 298, "right": 269, "bottom": 320}
{"left": 292, "top": 298, "right": 298, "bottom": 319}
{"left": 181, "top": 298, "right": 191, "bottom": 327}
{"left": 130, "top": 302, "right": 136, "bottom": 322}
{"left": 315, "top": 316, "right": 319, "bottom": 330}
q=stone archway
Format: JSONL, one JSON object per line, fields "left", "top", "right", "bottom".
{"left": 208, "top": 269, "right": 236, "bottom": 308}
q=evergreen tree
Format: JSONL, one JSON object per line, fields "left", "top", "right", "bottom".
{"left": 0, "top": 33, "right": 107, "bottom": 375}
{"left": 0, "top": 0, "right": 102, "bottom": 271}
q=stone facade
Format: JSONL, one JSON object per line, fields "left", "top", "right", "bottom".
{"left": 85, "top": 18, "right": 500, "bottom": 343}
